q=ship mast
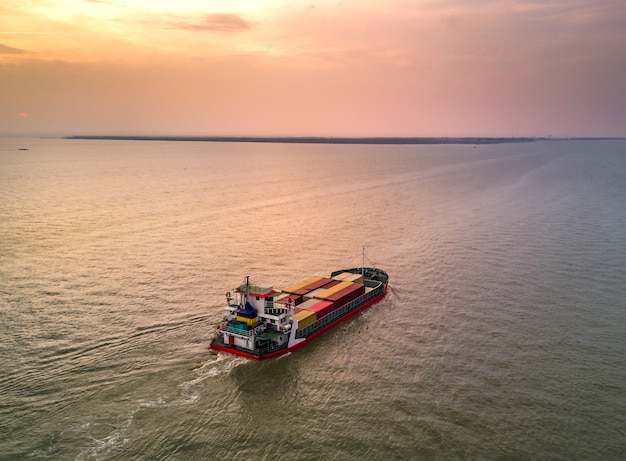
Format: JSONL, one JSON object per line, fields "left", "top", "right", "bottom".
{"left": 362, "top": 247, "right": 365, "bottom": 275}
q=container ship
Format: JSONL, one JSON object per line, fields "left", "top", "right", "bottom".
{"left": 210, "top": 266, "right": 389, "bottom": 360}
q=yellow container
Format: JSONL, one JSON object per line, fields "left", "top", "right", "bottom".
{"left": 294, "top": 310, "right": 316, "bottom": 330}
{"left": 283, "top": 276, "right": 322, "bottom": 294}
{"left": 314, "top": 281, "right": 353, "bottom": 299}
{"left": 304, "top": 288, "right": 326, "bottom": 299}
{"left": 236, "top": 316, "right": 256, "bottom": 326}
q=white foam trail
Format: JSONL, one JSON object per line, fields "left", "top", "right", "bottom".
{"left": 138, "top": 397, "right": 167, "bottom": 408}
{"left": 180, "top": 353, "right": 248, "bottom": 390}
{"left": 72, "top": 354, "right": 248, "bottom": 459}
{"left": 74, "top": 409, "right": 136, "bottom": 461}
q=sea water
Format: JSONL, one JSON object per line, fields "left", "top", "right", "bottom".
{"left": 1, "top": 138, "right": 625, "bottom": 460}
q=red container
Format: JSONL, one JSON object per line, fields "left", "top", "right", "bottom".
{"left": 321, "top": 280, "right": 341, "bottom": 290}
{"left": 332, "top": 291, "right": 361, "bottom": 308}
{"left": 275, "top": 293, "right": 302, "bottom": 307}
{"left": 293, "top": 277, "right": 335, "bottom": 296}
{"left": 326, "top": 283, "right": 365, "bottom": 307}
{"left": 306, "top": 300, "right": 334, "bottom": 318}
{"left": 308, "top": 277, "right": 335, "bottom": 290}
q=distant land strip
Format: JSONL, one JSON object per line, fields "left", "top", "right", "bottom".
{"left": 65, "top": 135, "right": 550, "bottom": 145}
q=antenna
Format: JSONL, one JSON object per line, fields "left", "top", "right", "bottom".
{"left": 245, "top": 275, "right": 250, "bottom": 306}
{"left": 362, "top": 246, "right": 365, "bottom": 275}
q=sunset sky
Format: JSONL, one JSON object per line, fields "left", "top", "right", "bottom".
{"left": 1, "top": 0, "right": 625, "bottom": 137}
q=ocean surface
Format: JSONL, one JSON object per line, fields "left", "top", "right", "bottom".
{"left": 1, "top": 137, "right": 625, "bottom": 460}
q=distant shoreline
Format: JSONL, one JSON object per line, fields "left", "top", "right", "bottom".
{"left": 65, "top": 135, "right": 548, "bottom": 145}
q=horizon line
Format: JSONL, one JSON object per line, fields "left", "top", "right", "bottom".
{"left": 62, "top": 135, "right": 625, "bottom": 145}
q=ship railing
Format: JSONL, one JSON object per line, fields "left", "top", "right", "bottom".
{"left": 255, "top": 342, "right": 288, "bottom": 355}
{"left": 220, "top": 324, "right": 256, "bottom": 337}
{"left": 294, "top": 281, "right": 384, "bottom": 339}
{"left": 212, "top": 332, "right": 287, "bottom": 356}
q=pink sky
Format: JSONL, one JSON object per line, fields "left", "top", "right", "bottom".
{"left": 1, "top": 0, "right": 625, "bottom": 137}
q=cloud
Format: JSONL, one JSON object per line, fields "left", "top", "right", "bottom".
{"left": 0, "top": 43, "right": 26, "bottom": 54}
{"left": 173, "top": 14, "right": 252, "bottom": 32}
{"left": 2, "top": 1, "right": 624, "bottom": 137}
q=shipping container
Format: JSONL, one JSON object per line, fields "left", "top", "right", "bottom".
{"left": 322, "top": 279, "right": 341, "bottom": 289}
{"left": 292, "top": 287, "right": 311, "bottom": 297}
{"left": 294, "top": 309, "right": 316, "bottom": 330}
{"left": 235, "top": 317, "right": 256, "bottom": 327}
{"left": 313, "top": 281, "right": 353, "bottom": 299}
{"left": 275, "top": 293, "right": 302, "bottom": 307}
{"left": 298, "top": 298, "right": 323, "bottom": 310}
{"left": 327, "top": 283, "right": 366, "bottom": 309}
{"left": 273, "top": 293, "right": 289, "bottom": 303}
{"left": 304, "top": 287, "right": 326, "bottom": 299}
{"left": 304, "top": 280, "right": 341, "bottom": 297}
{"left": 332, "top": 272, "right": 351, "bottom": 281}
{"left": 326, "top": 282, "right": 365, "bottom": 301}
{"left": 282, "top": 276, "right": 322, "bottom": 294}
{"left": 342, "top": 273, "right": 364, "bottom": 284}
{"left": 292, "top": 277, "right": 335, "bottom": 296}
{"left": 309, "top": 277, "right": 335, "bottom": 289}
{"left": 331, "top": 292, "right": 358, "bottom": 310}
{"left": 306, "top": 300, "right": 334, "bottom": 318}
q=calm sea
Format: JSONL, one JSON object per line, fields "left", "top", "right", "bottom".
{"left": 1, "top": 137, "right": 625, "bottom": 460}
